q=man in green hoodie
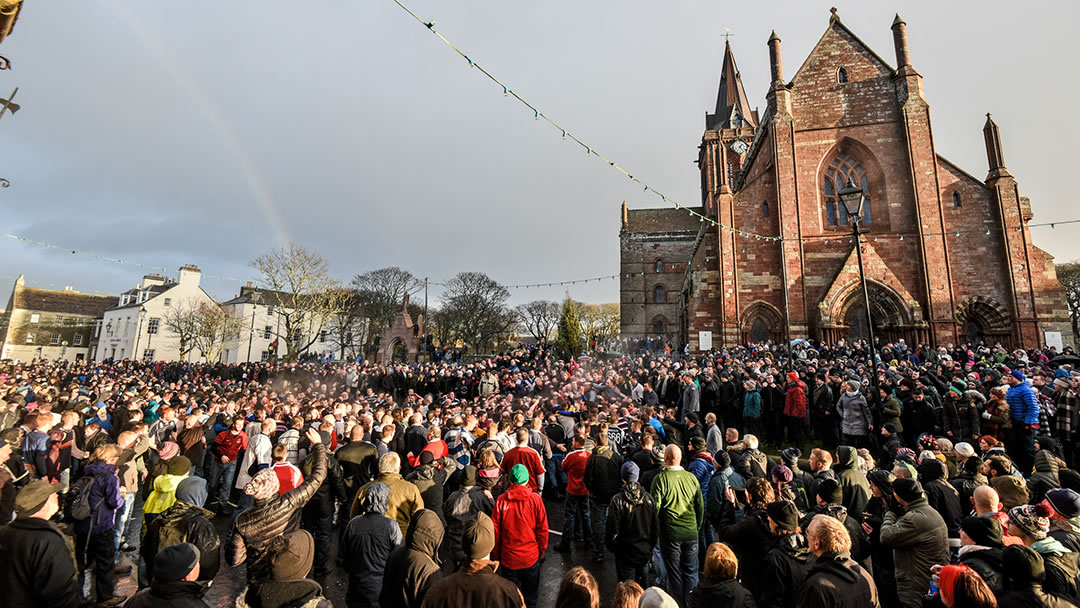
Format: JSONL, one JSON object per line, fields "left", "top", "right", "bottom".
{"left": 650, "top": 444, "right": 703, "bottom": 607}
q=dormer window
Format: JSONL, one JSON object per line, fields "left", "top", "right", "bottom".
{"left": 837, "top": 67, "right": 848, "bottom": 84}
{"left": 137, "top": 291, "right": 148, "bottom": 303}
{"left": 120, "top": 295, "right": 129, "bottom": 306}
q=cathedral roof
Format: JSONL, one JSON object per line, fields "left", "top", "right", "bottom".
{"left": 624, "top": 207, "right": 704, "bottom": 234}
{"left": 706, "top": 41, "right": 757, "bottom": 131}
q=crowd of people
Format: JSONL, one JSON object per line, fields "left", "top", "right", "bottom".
{"left": 0, "top": 337, "right": 1078, "bottom": 608}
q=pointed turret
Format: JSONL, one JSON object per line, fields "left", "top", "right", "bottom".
{"left": 983, "top": 113, "right": 1012, "bottom": 181}
{"left": 706, "top": 41, "right": 757, "bottom": 131}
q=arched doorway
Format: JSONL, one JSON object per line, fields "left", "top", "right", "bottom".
{"left": 391, "top": 339, "right": 408, "bottom": 362}
{"left": 955, "top": 297, "right": 1012, "bottom": 348}
{"left": 840, "top": 284, "right": 909, "bottom": 343}
{"left": 740, "top": 301, "right": 785, "bottom": 344}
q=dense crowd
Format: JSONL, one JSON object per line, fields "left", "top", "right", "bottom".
{"left": 0, "top": 338, "right": 1078, "bottom": 608}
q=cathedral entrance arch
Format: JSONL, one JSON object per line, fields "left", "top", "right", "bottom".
{"left": 836, "top": 281, "right": 911, "bottom": 344}
{"left": 390, "top": 339, "right": 408, "bottom": 362}
{"left": 955, "top": 297, "right": 1012, "bottom": 348}
{"left": 740, "top": 301, "right": 785, "bottom": 344}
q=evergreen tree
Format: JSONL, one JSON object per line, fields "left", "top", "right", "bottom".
{"left": 556, "top": 294, "right": 583, "bottom": 359}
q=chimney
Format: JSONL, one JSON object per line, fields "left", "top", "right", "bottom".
{"left": 178, "top": 264, "right": 202, "bottom": 288}
{"left": 891, "top": 14, "right": 911, "bottom": 70}
{"left": 142, "top": 274, "right": 165, "bottom": 288}
{"left": 768, "top": 31, "right": 783, "bottom": 88}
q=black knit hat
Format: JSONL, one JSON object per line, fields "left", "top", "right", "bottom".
{"left": 961, "top": 516, "right": 1004, "bottom": 548}
{"left": 1002, "top": 545, "right": 1045, "bottom": 584}
{"left": 893, "top": 478, "right": 924, "bottom": 503}
{"left": 714, "top": 450, "right": 731, "bottom": 470}
{"left": 780, "top": 448, "right": 801, "bottom": 467}
{"left": 154, "top": 542, "right": 200, "bottom": 583}
{"left": 766, "top": 500, "right": 800, "bottom": 532}
{"left": 818, "top": 478, "right": 843, "bottom": 505}
{"left": 867, "top": 470, "right": 894, "bottom": 495}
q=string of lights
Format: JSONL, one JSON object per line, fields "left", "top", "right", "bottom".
{"left": 388, "top": 0, "right": 1080, "bottom": 245}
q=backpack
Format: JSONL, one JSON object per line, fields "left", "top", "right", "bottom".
{"left": 65, "top": 475, "right": 101, "bottom": 521}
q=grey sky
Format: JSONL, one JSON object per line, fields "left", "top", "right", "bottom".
{"left": 0, "top": 1, "right": 1076, "bottom": 306}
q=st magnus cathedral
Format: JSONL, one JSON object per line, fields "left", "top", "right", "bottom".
{"left": 619, "top": 11, "right": 1072, "bottom": 352}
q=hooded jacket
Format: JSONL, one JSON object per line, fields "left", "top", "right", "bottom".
{"left": 76, "top": 459, "right": 123, "bottom": 536}
{"left": 124, "top": 580, "right": 209, "bottom": 608}
{"left": 420, "top": 559, "right": 525, "bottom": 608}
{"left": 341, "top": 482, "right": 404, "bottom": 605}
{"left": 605, "top": 481, "right": 659, "bottom": 566}
{"left": 760, "top": 532, "right": 813, "bottom": 608}
{"left": 835, "top": 446, "right": 871, "bottom": 520}
{"left": 1031, "top": 536, "right": 1080, "bottom": 603}
{"left": 1028, "top": 450, "right": 1062, "bottom": 503}
{"left": 686, "top": 451, "right": 716, "bottom": 498}
{"left": 837, "top": 391, "right": 873, "bottom": 437}
{"left": 351, "top": 471, "right": 425, "bottom": 537}
{"left": 144, "top": 472, "right": 189, "bottom": 516}
{"left": 957, "top": 544, "right": 1004, "bottom": 594}
{"left": 796, "top": 552, "right": 879, "bottom": 608}
{"left": 715, "top": 507, "right": 772, "bottom": 595}
{"left": 380, "top": 509, "right": 445, "bottom": 608}
{"left": 583, "top": 445, "right": 624, "bottom": 503}
{"left": 0, "top": 516, "right": 81, "bottom": 608}
{"left": 443, "top": 485, "right": 494, "bottom": 568}
{"left": 943, "top": 393, "right": 980, "bottom": 441}
{"left": 228, "top": 443, "right": 328, "bottom": 587}
{"left": 990, "top": 474, "right": 1030, "bottom": 510}
{"left": 918, "top": 459, "right": 962, "bottom": 539}
{"left": 491, "top": 482, "right": 548, "bottom": 570}
{"left": 879, "top": 394, "right": 903, "bottom": 433}
{"left": 784, "top": 379, "right": 808, "bottom": 419}
{"left": 879, "top": 496, "right": 949, "bottom": 608}
{"left": 687, "top": 576, "right": 755, "bottom": 608}
{"left": 142, "top": 501, "right": 221, "bottom": 582}
{"left": 406, "top": 463, "right": 448, "bottom": 522}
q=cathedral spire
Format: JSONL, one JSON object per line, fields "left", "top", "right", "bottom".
{"left": 983, "top": 113, "right": 1012, "bottom": 181}
{"left": 706, "top": 40, "right": 757, "bottom": 131}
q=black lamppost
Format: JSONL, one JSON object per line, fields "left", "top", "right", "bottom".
{"left": 838, "top": 177, "right": 881, "bottom": 398}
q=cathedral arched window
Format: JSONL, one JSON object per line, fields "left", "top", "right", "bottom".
{"left": 837, "top": 67, "right": 848, "bottom": 84}
{"left": 762, "top": 201, "right": 769, "bottom": 216}
{"left": 823, "top": 152, "right": 873, "bottom": 227}
{"left": 655, "top": 285, "right": 666, "bottom": 304}
{"left": 655, "top": 259, "right": 664, "bottom": 273}
{"left": 654, "top": 318, "right": 666, "bottom": 333}
{"left": 952, "top": 191, "right": 961, "bottom": 207}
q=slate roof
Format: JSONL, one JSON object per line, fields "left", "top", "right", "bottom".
{"left": 15, "top": 287, "right": 115, "bottom": 317}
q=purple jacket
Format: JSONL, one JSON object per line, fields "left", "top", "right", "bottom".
{"left": 76, "top": 459, "right": 122, "bottom": 536}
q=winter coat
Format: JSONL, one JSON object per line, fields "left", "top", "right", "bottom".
{"left": 942, "top": 395, "right": 980, "bottom": 442}
{"left": 76, "top": 459, "right": 123, "bottom": 536}
{"left": 686, "top": 451, "right": 715, "bottom": 498}
{"left": 142, "top": 501, "right": 221, "bottom": 582}
{"left": 228, "top": 443, "right": 328, "bottom": 587}
{"left": 1028, "top": 450, "right": 1061, "bottom": 503}
{"left": 0, "top": 517, "right": 81, "bottom": 608}
{"left": 499, "top": 447, "right": 544, "bottom": 494}
{"left": 301, "top": 450, "right": 346, "bottom": 517}
{"left": 380, "top": 509, "right": 444, "bottom": 608}
{"left": 949, "top": 470, "right": 987, "bottom": 511}
{"left": 680, "top": 381, "right": 700, "bottom": 416}
{"left": 406, "top": 464, "right": 448, "bottom": 522}
{"left": 784, "top": 380, "right": 808, "bottom": 419}
{"left": 341, "top": 482, "right": 404, "bottom": 607}
{"left": 420, "top": 560, "right": 525, "bottom": 608}
{"left": 240, "top": 579, "right": 331, "bottom": 608}
{"left": 650, "top": 466, "right": 704, "bottom": 543}
{"left": 759, "top": 532, "right": 812, "bottom": 608}
{"left": 443, "top": 486, "right": 494, "bottom": 568}
{"left": 731, "top": 446, "right": 770, "bottom": 480}
{"left": 583, "top": 445, "right": 623, "bottom": 503}
{"left": 998, "top": 584, "right": 1078, "bottom": 608}
{"left": 336, "top": 439, "right": 379, "bottom": 500}
{"left": 124, "top": 581, "right": 209, "bottom": 608}
{"left": 1007, "top": 381, "right": 1040, "bottom": 425}
{"left": 491, "top": 483, "right": 548, "bottom": 570}
{"left": 956, "top": 545, "right": 1004, "bottom": 594}
{"left": 835, "top": 446, "right": 871, "bottom": 520}
{"left": 879, "top": 496, "right": 949, "bottom": 608}
{"left": 743, "top": 389, "right": 762, "bottom": 419}
{"left": 879, "top": 394, "right": 903, "bottom": 433}
{"left": 144, "top": 472, "right": 188, "bottom": 516}
{"left": 351, "top": 471, "right": 424, "bottom": 537}
{"left": 715, "top": 507, "right": 772, "bottom": 596}
{"left": 1032, "top": 536, "right": 1080, "bottom": 603}
{"left": 982, "top": 398, "right": 1011, "bottom": 438}
{"left": 796, "top": 552, "right": 879, "bottom": 608}
{"left": 990, "top": 474, "right": 1030, "bottom": 510}
{"left": 605, "top": 481, "right": 659, "bottom": 566}
{"left": 687, "top": 577, "right": 755, "bottom": 608}
{"left": 837, "top": 391, "right": 873, "bottom": 437}
{"left": 918, "top": 460, "right": 962, "bottom": 539}
{"left": 798, "top": 504, "right": 873, "bottom": 571}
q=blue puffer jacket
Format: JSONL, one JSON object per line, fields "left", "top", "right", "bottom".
{"left": 75, "top": 459, "right": 122, "bottom": 536}
{"left": 1006, "top": 381, "right": 1040, "bottom": 425}
{"left": 687, "top": 452, "right": 716, "bottom": 498}
{"left": 743, "top": 390, "right": 762, "bottom": 419}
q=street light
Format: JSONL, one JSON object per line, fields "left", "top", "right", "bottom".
{"left": 838, "top": 177, "right": 881, "bottom": 399}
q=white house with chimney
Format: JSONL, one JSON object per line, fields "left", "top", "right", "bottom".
{"left": 96, "top": 265, "right": 218, "bottom": 362}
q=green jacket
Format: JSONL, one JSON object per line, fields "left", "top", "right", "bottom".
{"left": 881, "top": 394, "right": 903, "bottom": 433}
{"left": 650, "top": 467, "right": 703, "bottom": 542}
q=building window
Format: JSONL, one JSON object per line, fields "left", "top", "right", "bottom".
{"left": 147, "top": 318, "right": 160, "bottom": 335}
{"left": 56, "top": 316, "right": 65, "bottom": 326}
{"left": 25, "top": 333, "right": 34, "bottom": 344}
{"left": 264, "top": 326, "right": 273, "bottom": 340}
{"left": 76, "top": 318, "right": 86, "bottom": 327}
{"left": 266, "top": 305, "right": 275, "bottom": 316}
{"left": 261, "top": 350, "right": 271, "bottom": 362}
{"left": 319, "top": 330, "right": 327, "bottom": 343}
{"left": 164, "top": 298, "right": 171, "bottom": 307}
{"left": 292, "top": 329, "right": 302, "bottom": 343}
{"left": 29, "top": 313, "right": 39, "bottom": 324}
{"left": 143, "top": 349, "right": 155, "bottom": 361}
{"left": 50, "top": 334, "right": 60, "bottom": 345}
{"left": 952, "top": 191, "right": 961, "bottom": 207}
{"left": 823, "top": 152, "right": 873, "bottom": 227}
{"left": 73, "top": 334, "right": 83, "bottom": 346}
{"left": 120, "top": 295, "right": 129, "bottom": 306}
{"left": 762, "top": 201, "right": 769, "bottom": 216}
{"left": 654, "top": 319, "right": 665, "bottom": 333}
{"left": 837, "top": 67, "right": 848, "bottom": 83}
{"left": 655, "top": 259, "right": 663, "bottom": 273}
{"left": 655, "top": 285, "right": 666, "bottom": 304}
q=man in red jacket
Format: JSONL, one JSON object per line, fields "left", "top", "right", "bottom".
{"left": 556, "top": 434, "right": 591, "bottom": 553}
{"left": 500, "top": 428, "right": 545, "bottom": 493}
{"left": 212, "top": 417, "right": 248, "bottom": 508}
{"left": 492, "top": 464, "right": 548, "bottom": 608}
{"left": 784, "top": 371, "right": 808, "bottom": 452}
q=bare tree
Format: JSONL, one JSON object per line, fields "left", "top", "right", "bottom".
{"left": 578, "top": 302, "right": 621, "bottom": 349}
{"left": 161, "top": 299, "right": 201, "bottom": 361}
{"left": 515, "top": 300, "right": 560, "bottom": 343}
{"left": 439, "top": 272, "right": 514, "bottom": 353}
{"left": 1057, "top": 261, "right": 1080, "bottom": 343}
{"left": 191, "top": 304, "right": 246, "bottom": 363}
{"left": 250, "top": 243, "right": 347, "bottom": 361}
{"left": 326, "top": 287, "right": 368, "bottom": 361}
{"left": 351, "top": 267, "right": 423, "bottom": 343}
{"left": 426, "top": 306, "right": 458, "bottom": 349}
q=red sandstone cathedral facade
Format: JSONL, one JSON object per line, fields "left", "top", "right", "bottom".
{"left": 619, "top": 12, "right": 1072, "bottom": 352}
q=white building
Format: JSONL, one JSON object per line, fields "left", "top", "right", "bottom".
{"left": 96, "top": 265, "right": 218, "bottom": 362}
{"left": 220, "top": 284, "right": 365, "bottom": 363}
